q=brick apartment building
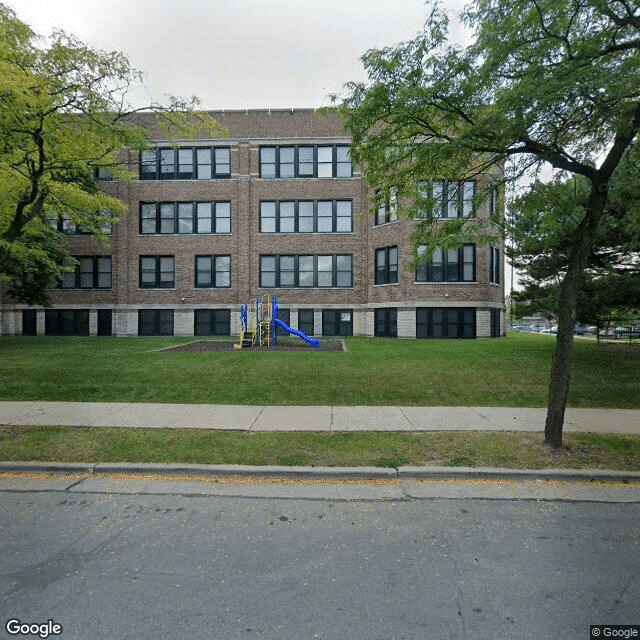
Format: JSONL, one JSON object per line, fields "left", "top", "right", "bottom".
{"left": 0, "top": 108, "right": 504, "bottom": 339}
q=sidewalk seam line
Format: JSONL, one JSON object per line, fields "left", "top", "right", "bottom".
{"left": 249, "top": 406, "right": 265, "bottom": 431}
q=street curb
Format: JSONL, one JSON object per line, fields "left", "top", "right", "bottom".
{"left": 397, "top": 465, "right": 640, "bottom": 482}
{"left": 1, "top": 461, "right": 639, "bottom": 482}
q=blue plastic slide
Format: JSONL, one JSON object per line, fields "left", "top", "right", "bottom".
{"left": 273, "top": 318, "right": 320, "bottom": 348}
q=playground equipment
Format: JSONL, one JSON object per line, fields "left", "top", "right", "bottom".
{"left": 234, "top": 294, "right": 320, "bottom": 349}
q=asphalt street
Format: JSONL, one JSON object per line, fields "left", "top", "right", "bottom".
{"left": 1, "top": 478, "right": 639, "bottom": 640}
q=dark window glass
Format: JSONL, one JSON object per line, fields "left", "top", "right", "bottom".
{"left": 297, "top": 309, "right": 314, "bottom": 336}
{"left": 140, "top": 256, "right": 174, "bottom": 288}
{"left": 195, "top": 309, "right": 231, "bottom": 336}
{"left": 416, "top": 308, "right": 476, "bottom": 339}
{"left": 138, "top": 310, "right": 174, "bottom": 336}
{"left": 374, "top": 308, "right": 398, "bottom": 338}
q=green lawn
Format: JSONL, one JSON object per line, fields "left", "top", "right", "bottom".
{"left": 0, "top": 333, "right": 638, "bottom": 407}
{"left": 1, "top": 426, "right": 639, "bottom": 471}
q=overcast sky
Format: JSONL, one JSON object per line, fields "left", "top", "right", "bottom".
{"left": 5, "top": 0, "right": 470, "bottom": 110}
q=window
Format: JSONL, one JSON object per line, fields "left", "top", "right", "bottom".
{"left": 375, "top": 187, "right": 398, "bottom": 225}
{"left": 45, "top": 310, "right": 89, "bottom": 336}
{"left": 22, "top": 310, "right": 37, "bottom": 336}
{"left": 322, "top": 309, "right": 353, "bottom": 336}
{"left": 297, "top": 309, "right": 315, "bottom": 336}
{"left": 416, "top": 245, "right": 475, "bottom": 282}
{"left": 140, "top": 147, "right": 231, "bottom": 180}
{"left": 51, "top": 211, "right": 112, "bottom": 235}
{"left": 140, "top": 202, "right": 231, "bottom": 234}
{"left": 489, "top": 187, "right": 499, "bottom": 217}
{"left": 490, "top": 308, "right": 501, "bottom": 338}
{"left": 419, "top": 180, "right": 476, "bottom": 218}
{"left": 259, "top": 255, "right": 352, "bottom": 288}
{"left": 416, "top": 308, "right": 476, "bottom": 339}
{"left": 489, "top": 246, "right": 501, "bottom": 284}
{"left": 274, "top": 308, "right": 291, "bottom": 337}
{"left": 259, "top": 145, "right": 352, "bottom": 178}
{"left": 195, "top": 256, "right": 231, "bottom": 288}
{"left": 97, "top": 310, "right": 112, "bottom": 336}
{"left": 138, "top": 310, "right": 174, "bottom": 336}
{"left": 259, "top": 200, "right": 353, "bottom": 233}
{"left": 140, "top": 256, "right": 174, "bottom": 288}
{"left": 375, "top": 247, "right": 398, "bottom": 285}
{"left": 375, "top": 308, "right": 398, "bottom": 338}
{"left": 194, "top": 309, "right": 231, "bottom": 336}
{"left": 60, "top": 257, "right": 111, "bottom": 289}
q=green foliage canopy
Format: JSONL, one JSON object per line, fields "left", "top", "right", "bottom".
{"left": 0, "top": 3, "right": 223, "bottom": 305}
{"left": 338, "top": 0, "right": 640, "bottom": 448}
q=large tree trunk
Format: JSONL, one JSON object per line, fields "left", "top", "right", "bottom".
{"left": 544, "top": 185, "right": 609, "bottom": 450}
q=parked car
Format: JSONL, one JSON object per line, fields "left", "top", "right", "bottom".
{"left": 540, "top": 326, "right": 558, "bottom": 334}
{"left": 573, "top": 324, "right": 591, "bottom": 335}
{"left": 613, "top": 326, "right": 640, "bottom": 338}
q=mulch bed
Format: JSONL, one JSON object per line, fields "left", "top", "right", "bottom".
{"left": 160, "top": 339, "right": 345, "bottom": 353}
{"left": 595, "top": 343, "right": 640, "bottom": 357}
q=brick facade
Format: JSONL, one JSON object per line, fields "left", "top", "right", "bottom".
{"left": 0, "top": 109, "right": 505, "bottom": 339}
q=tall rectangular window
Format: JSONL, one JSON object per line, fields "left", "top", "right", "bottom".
{"left": 297, "top": 309, "right": 315, "bottom": 335}
{"left": 140, "top": 256, "right": 174, "bottom": 289}
{"left": 375, "top": 308, "right": 398, "bottom": 338}
{"left": 375, "top": 247, "right": 398, "bottom": 285}
{"left": 375, "top": 187, "right": 398, "bottom": 225}
{"left": 178, "top": 148, "right": 194, "bottom": 179}
{"left": 416, "top": 245, "right": 475, "bottom": 282}
{"left": 489, "top": 246, "right": 501, "bottom": 284}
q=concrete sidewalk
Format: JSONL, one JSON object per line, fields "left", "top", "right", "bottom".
{"left": 0, "top": 401, "right": 638, "bottom": 434}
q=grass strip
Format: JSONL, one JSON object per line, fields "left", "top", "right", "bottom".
{"left": 1, "top": 426, "right": 639, "bottom": 471}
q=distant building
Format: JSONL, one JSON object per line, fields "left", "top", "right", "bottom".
{"left": 0, "top": 109, "right": 504, "bottom": 339}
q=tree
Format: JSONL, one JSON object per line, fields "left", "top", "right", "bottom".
{"left": 338, "top": 0, "right": 640, "bottom": 449}
{"left": 0, "top": 3, "right": 223, "bottom": 306}
{"left": 509, "top": 146, "right": 640, "bottom": 326}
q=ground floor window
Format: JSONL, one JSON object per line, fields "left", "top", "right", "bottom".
{"left": 45, "top": 309, "right": 90, "bottom": 336}
{"left": 97, "top": 310, "right": 113, "bottom": 336}
{"left": 194, "top": 309, "right": 231, "bottom": 336}
{"left": 374, "top": 308, "right": 397, "bottom": 338}
{"left": 274, "top": 308, "right": 290, "bottom": 337}
{"left": 297, "top": 309, "right": 314, "bottom": 336}
{"left": 416, "top": 308, "right": 476, "bottom": 339}
{"left": 490, "top": 308, "right": 501, "bottom": 338}
{"left": 22, "top": 310, "right": 37, "bottom": 335}
{"left": 322, "top": 309, "right": 353, "bottom": 337}
{"left": 138, "top": 310, "right": 174, "bottom": 336}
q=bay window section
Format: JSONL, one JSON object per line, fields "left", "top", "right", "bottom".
{"left": 416, "top": 244, "right": 475, "bottom": 282}
{"left": 422, "top": 180, "right": 476, "bottom": 218}
{"left": 375, "top": 247, "right": 398, "bottom": 285}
